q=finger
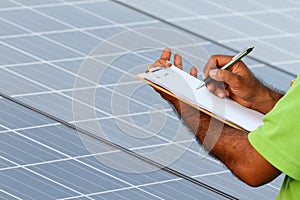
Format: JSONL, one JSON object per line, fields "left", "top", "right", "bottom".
{"left": 225, "top": 89, "right": 230, "bottom": 97}
{"left": 203, "top": 55, "right": 233, "bottom": 80}
{"left": 224, "top": 85, "right": 230, "bottom": 97}
{"left": 207, "top": 81, "right": 226, "bottom": 98}
{"left": 151, "top": 58, "right": 172, "bottom": 68}
{"left": 190, "top": 66, "right": 197, "bottom": 78}
{"left": 151, "top": 48, "right": 172, "bottom": 68}
{"left": 159, "top": 58, "right": 172, "bottom": 67}
{"left": 209, "top": 69, "right": 240, "bottom": 87}
{"left": 203, "top": 56, "right": 217, "bottom": 80}
{"left": 206, "top": 81, "right": 218, "bottom": 93}
{"left": 174, "top": 54, "right": 182, "bottom": 70}
{"left": 212, "top": 55, "right": 234, "bottom": 67}
{"left": 214, "top": 87, "right": 226, "bottom": 98}
{"left": 160, "top": 47, "right": 171, "bottom": 61}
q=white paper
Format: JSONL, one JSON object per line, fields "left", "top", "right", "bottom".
{"left": 138, "top": 66, "right": 263, "bottom": 131}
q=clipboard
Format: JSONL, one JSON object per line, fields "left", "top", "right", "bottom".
{"left": 137, "top": 66, "right": 264, "bottom": 132}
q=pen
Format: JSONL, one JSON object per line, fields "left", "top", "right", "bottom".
{"left": 196, "top": 46, "right": 254, "bottom": 90}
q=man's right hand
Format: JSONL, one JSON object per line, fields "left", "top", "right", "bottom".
{"left": 203, "top": 55, "right": 283, "bottom": 114}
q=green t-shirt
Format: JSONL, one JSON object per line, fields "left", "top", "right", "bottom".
{"left": 248, "top": 76, "right": 300, "bottom": 200}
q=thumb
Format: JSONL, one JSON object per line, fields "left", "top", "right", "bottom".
{"left": 209, "top": 69, "right": 239, "bottom": 85}
{"left": 190, "top": 66, "right": 198, "bottom": 78}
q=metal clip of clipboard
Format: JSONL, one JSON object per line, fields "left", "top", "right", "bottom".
{"left": 145, "top": 66, "right": 174, "bottom": 79}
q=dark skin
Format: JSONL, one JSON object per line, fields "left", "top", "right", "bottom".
{"left": 152, "top": 48, "right": 283, "bottom": 187}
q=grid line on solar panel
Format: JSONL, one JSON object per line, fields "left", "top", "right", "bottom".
{"left": 7, "top": 0, "right": 155, "bottom": 32}
{"left": 3, "top": 0, "right": 112, "bottom": 11}
{"left": 1, "top": 157, "right": 92, "bottom": 199}
{"left": 5, "top": 0, "right": 300, "bottom": 57}
{"left": 0, "top": 0, "right": 296, "bottom": 198}
{"left": 3, "top": 81, "right": 219, "bottom": 168}
{"left": 0, "top": 36, "right": 216, "bottom": 125}
{"left": 2, "top": 0, "right": 290, "bottom": 167}
{"left": 0, "top": 126, "right": 170, "bottom": 199}
{"left": 0, "top": 20, "right": 159, "bottom": 41}
{"left": 0, "top": 99, "right": 57, "bottom": 130}
{"left": 7, "top": 81, "right": 140, "bottom": 99}
{"left": 0, "top": 1, "right": 290, "bottom": 191}
{"left": 16, "top": 91, "right": 218, "bottom": 161}
{"left": 0, "top": 60, "right": 290, "bottom": 190}
{"left": 1, "top": 189, "right": 23, "bottom": 200}
{"left": 4, "top": 0, "right": 205, "bottom": 61}
{"left": 0, "top": 101, "right": 174, "bottom": 169}
{"left": 0, "top": 125, "right": 231, "bottom": 200}
{"left": 0, "top": 21, "right": 192, "bottom": 92}
{"left": 2, "top": 126, "right": 220, "bottom": 191}
{"left": 3, "top": 80, "right": 186, "bottom": 149}
{"left": 2, "top": 0, "right": 300, "bottom": 18}
{"left": 0, "top": 92, "right": 237, "bottom": 200}
{"left": 57, "top": 170, "right": 229, "bottom": 200}
{"left": 0, "top": 106, "right": 174, "bottom": 133}
{"left": 162, "top": 0, "right": 300, "bottom": 28}
{"left": 162, "top": 14, "right": 300, "bottom": 61}
{"left": 1, "top": 49, "right": 276, "bottom": 199}
{"left": 0, "top": 42, "right": 208, "bottom": 73}
{"left": 0, "top": 18, "right": 223, "bottom": 153}
{"left": 0, "top": 88, "right": 224, "bottom": 169}
{"left": 115, "top": 0, "right": 300, "bottom": 77}
{"left": 1, "top": 139, "right": 198, "bottom": 172}
{"left": 0, "top": 1, "right": 210, "bottom": 67}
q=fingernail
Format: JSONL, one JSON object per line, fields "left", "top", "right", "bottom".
{"left": 217, "top": 92, "right": 225, "bottom": 98}
{"left": 209, "top": 69, "right": 218, "bottom": 77}
{"left": 190, "top": 67, "right": 197, "bottom": 77}
{"left": 166, "top": 60, "right": 171, "bottom": 64}
{"left": 207, "top": 84, "right": 213, "bottom": 92}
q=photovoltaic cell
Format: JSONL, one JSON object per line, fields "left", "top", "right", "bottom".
{"left": 0, "top": 43, "right": 37, "bottom": 65}
{"left": 36, "top": 5, "right": 113, "bottom": 28}
{"left": 0, "top": 9, "right": 69, "bottom": 32}
{"left": 0, "top": 99, "right": 233, "bottom": 199}
{"left": 0, "top": 19, "right": 29, "bottom": 36}
{"left": 45, "top": 31, "right": 103, "bottom": 54}
{"left": 3, "top": 36, "right": 82, "bottom": 61}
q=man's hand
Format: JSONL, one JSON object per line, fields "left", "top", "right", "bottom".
{"left": 203, "top": 55, "right": 283, "bottom": 114}
{"left": 151, "top": 48, "right": 198, "bottom": 111}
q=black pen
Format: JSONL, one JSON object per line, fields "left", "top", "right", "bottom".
{"left": 196, "top": 46, "right": 254, "bottom": 90}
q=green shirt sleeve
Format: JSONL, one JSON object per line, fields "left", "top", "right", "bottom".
{"left": 248, "top": 76, "right": 300, "bottom": 181}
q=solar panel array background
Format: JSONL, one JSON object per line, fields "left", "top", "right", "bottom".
{"left": 1, "top": 0, "right": 298, "bottom": 199}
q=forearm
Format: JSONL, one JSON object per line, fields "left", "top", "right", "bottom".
{"left": 250, "top": 83, "right": 283, "bottom": 114}
{"left": 263, "top": 88, "right": 283, "bottom": 112}
{"left": 175, "top": 100, "right": 249, "bottom": 166}
{"left": 173, "top": 100, "right": 280, "bottom": 186}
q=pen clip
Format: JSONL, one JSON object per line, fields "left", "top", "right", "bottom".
{"left": 145, "top": 66, "right": 174, "bottom": 79}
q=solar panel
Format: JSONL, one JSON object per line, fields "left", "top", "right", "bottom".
{"left": 1, "top": 0, "right": 297, "bottom": 199}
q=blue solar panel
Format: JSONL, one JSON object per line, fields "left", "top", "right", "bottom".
{"left": 1, "top": 97, "right": 234, "bottom": 199}
{"left": 1, "top": 0, "right": 297, "bottom": 199}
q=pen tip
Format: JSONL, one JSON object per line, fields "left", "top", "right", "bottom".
{"left": 196, "top": 82, "right": 205, "bottom": 90}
